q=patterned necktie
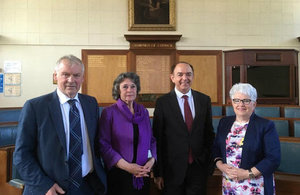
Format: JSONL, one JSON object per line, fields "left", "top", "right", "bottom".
{"left": 68, "top": 99, "right": 83, "bottom": 189}
{"left": 182, "top": 95, "right": 194, "bottom": 164}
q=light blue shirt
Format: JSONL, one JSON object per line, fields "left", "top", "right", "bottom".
{"left": 174, "top": 88, "right": 195, "bottom": 121}
{"left": 56, "top": 89, "right": 93, "bottom": 177}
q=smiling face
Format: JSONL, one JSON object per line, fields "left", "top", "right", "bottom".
{"left": 54, "top": 59, "right": 84, "bottom": 98}
{"left": 119, "top": 78, "right": 137, "bottom": 104}
{"left": 232, "top": 92, "right": 256, "bottom": 120}
{"left": 170, "top": 63, "right": 194, "bottom": 94}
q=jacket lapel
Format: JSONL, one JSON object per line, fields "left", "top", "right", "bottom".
{"left": 240, "top": 113, "right": 257, "bottom": 162}
{"left": 190, "top": 90, "right": 203, "bottom": 133}
{"left": 48, "top": 91, "right": 67, "bottom": 153}
{"left": 221, "top": 116, "right": 236, "bottom": 159}
{"left": 192, "top": 90, "right": 200, "bottom": 125}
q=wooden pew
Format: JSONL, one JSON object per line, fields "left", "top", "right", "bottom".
{"left": 0, "top": 122, "right": 24, "bottom": 194}
{"left": 275, "top": 137, "right": 300, "bottom": 195}
{"left": 0, "top": 146, "right": 23, "bottom": 195}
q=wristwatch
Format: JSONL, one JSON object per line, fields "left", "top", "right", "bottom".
{"left": 248, "top": 169, "right": 255, "bottom": 179}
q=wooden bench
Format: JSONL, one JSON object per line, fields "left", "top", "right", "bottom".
{"left": 0, "top": 146, "right": 23, "bottom": 195}
{"left": 275, "top": 137, "right": 300, "bottom": 194}
{"left": 0, "top": 122, "right": 24, "bottom": 194}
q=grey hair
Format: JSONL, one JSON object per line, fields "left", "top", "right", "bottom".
{"left": 229, "top": 83, "right": 257, "bottom": 101}
{"left": 112, "top": 72, "right": 141, "bottom": 100}
{"left": 54, "top": 55, "right": 84, "bottom": 73}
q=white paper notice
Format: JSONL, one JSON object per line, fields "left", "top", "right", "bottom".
{"left": 4, "top": 61, "right": 22, "bottom": 73}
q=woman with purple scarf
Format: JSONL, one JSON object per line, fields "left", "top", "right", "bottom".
{"left": 99, "top": 72, "right": 157, "bottom": 195}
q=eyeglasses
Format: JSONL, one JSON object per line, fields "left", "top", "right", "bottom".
{"left": 232, "top": 99, "right": 252, "bottom": 105}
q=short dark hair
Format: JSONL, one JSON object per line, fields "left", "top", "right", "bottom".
{"left": 171, "top": 62, "right": 194, "bottom": 73}
{"left": 112, "top": 72, "right": 141, "bottom": 100}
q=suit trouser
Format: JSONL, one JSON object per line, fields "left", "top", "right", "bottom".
{"left": 66, "top": 171, "right": 105, "bottom": 195}
{"left": 163, "top": 161, "right": 208, "bottom": 195}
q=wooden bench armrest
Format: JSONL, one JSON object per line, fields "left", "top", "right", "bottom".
{"left": 8, "top": 179, "right": 24, "bottom": 189}
{"left": 275, "top": 171, "right": 300, "bottom": 182}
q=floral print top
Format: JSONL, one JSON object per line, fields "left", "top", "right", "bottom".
{"left": 223, "top": 121, "right": 265, "bottom": 195}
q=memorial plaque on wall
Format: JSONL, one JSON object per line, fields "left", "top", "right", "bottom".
{"left": 82, "top": 36, "right": 223, "bottom": 105}
{"left": 136, "top": 55, "right": 171, "bottom": 95}
{"left": 86, "top": 55, "right": 127, "bottom": 103}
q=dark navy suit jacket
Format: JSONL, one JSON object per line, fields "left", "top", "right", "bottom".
{"left": 212, "top": 113, "right": 281, "bottom": 195}
{"left": 153, "top": 89, "right": 215, "bottom": 185}
{"left": 13, "top": 91, "right": 106, "bottom": 195}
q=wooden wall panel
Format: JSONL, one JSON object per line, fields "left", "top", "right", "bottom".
{"left": 224, "top": 49, "right": 299, "bottom": 104}
{"left": 82, "top": 50, "right": 128, "bottom": 105}
{"left": 179, "top": 55, "right": 218, "bottom": 102}
{"left": 136, "top": 55, "right": 171, "bottom": 94}
{"left": 87, "top": 55, "right": 127, "bottom": 103}
{"left": 127, "top": 49, "right": 176, "bottom": 107}
{"left": 82, "top": 48, "right": 222, "bottom": 106}
{"left": 177, "top": 50, "right": 223, "bottom": 104}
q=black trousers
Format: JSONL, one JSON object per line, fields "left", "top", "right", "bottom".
{"left": 163, "top": 162, "right": 208, "bottom": 195}
{"left": 66, "top": 171, "right": 105, "bottom": 195}
{"left": 107, "top": 167, "right": 150, "bottom": 195}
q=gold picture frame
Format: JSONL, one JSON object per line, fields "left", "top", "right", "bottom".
{"left": 128, "top": 0, "right": 176, "bottom": 31}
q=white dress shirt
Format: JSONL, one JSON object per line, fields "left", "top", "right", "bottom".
{"left": 174, "top": 87, "right": 195, "bottom": 121}
{"left": 56, "top": 89, "right": 93, "bottom": 177}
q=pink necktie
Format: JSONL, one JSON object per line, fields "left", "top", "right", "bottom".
{"left": 183, "top": 95, "right": 193, "bottom": 164}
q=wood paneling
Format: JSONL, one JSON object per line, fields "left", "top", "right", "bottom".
{"left": 82, "top": 50, "right": 128, "bottom": 104}
{"left": 177, "top": 50, "right": 223, "bottom": 104}
{"left": 224, "top": 49, "right": 299, "bottom": 104}
{"left": 136, "top": 55, "right": 171, "bottom": 94}
{"left": 82, "top": 36, "right": 223, "bottom": 105}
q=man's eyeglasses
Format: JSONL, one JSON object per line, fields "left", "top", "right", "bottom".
{"left": 232, "top": 99, "right": 252, "bottom": 105}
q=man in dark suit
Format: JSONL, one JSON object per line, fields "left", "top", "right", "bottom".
{"left": 153, "top": 62, "right": 215, "bottom": 195}
{"left": 13, "top": 55, "right": 106, "bottom": 195}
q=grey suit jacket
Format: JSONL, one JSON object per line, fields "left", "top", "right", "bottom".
{"left": 13, "top": 91, "right": 106, "bottom": 195}
{"left": 153, "top": 89, "right": 215, "bottom": 185}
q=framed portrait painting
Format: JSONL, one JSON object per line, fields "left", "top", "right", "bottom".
{"left": 128, "top": 0, "right": 176, "bottom": 31}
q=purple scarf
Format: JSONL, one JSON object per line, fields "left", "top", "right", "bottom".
{"left": 116, "top": 99, "right": 146, "bottom": 124}
{"left": 116, "top": 99, "right": 146, "bottom": 190}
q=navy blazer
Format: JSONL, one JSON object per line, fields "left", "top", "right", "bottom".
{"left": 153, "top": 89, "right": 215, "bottom": 185}
{"left": 212, "top": 113, "right": 281, "bottom": 195}
{"left": 13, "top": 91, "right": 107, "bottom": 195}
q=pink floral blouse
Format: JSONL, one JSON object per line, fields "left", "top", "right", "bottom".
{"left": 223, "top": 121, "right": 267, "bottom": 195}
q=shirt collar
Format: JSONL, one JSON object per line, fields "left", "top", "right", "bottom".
{"left": 174, "top": 87, "right": 192, "bottom": 99}
{"left": 56, "top": 88, "right": 79, "bottom": 104}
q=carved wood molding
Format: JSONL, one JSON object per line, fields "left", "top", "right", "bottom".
{"left": 224, "top": 49, "right": 299, "bottom": 104}
{"left": 124, "top": 34, "right": 182, "bottom": 50}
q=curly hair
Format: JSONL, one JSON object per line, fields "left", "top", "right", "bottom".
{"left": 112, "top": 72, "right": 141, "bottom": 100}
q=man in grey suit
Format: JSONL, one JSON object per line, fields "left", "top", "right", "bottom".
{"left": 13, "top": 55, "right": 106, "bottom": 195}
{"left": 153, "top": 62, "right": 215, "bottom": 195}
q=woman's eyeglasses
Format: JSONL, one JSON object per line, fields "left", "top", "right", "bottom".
{"left": 232, "top": 99, "right": 252, "bottom": 105}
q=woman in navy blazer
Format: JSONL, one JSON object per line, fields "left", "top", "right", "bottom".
{"left": 99, "top": 72, "right": 156, "bottom": 195}
{"left": 212, "top": 83, "right": 280, "bottom": 195}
